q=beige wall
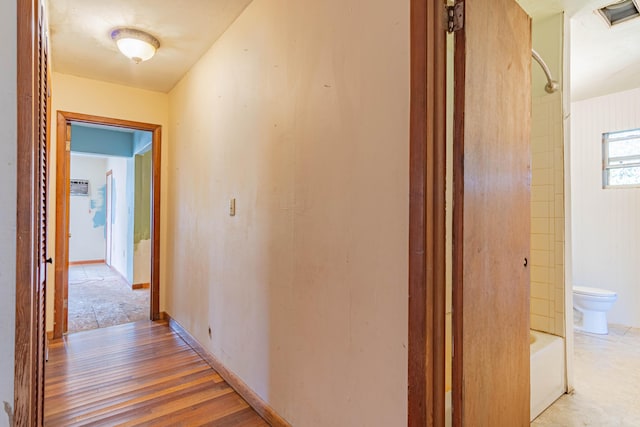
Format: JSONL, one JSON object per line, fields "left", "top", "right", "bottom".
{"left": 166, "top": 0, "right": 409, "bottom": 425}
{"left": 0, "top": 0, "right": 16, "bottom": 423}
{"left": 46, "top": 73, "right": 170, "bottom": 331}
{"left": 530, "top": 13, "right": 566, "bottom": 336}
{"left": 571, "top": 87, "right": 640, "bottom": 328}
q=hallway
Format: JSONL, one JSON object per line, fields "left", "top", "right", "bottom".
{"left": 44, "top": 321, "right": 268, "bottom": 426}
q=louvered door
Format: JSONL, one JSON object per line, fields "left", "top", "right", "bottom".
{"left": 35, "top": 0, "right": 51, "bottom": 423}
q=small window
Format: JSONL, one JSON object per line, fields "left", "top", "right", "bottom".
{"left": 603, "top": 128, "right": 640, "bottom": 188}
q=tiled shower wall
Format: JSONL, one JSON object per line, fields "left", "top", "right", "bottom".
{"left": 531, "top": 92, "right": 565, "bottom": 337}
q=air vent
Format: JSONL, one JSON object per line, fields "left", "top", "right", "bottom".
{"left": 70, "top": 179, "right": 89, "bottom": 196}
{"left": 597, "top": 0, "right": 640, "bottom": 26}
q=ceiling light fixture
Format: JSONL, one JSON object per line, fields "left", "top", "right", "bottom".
{"left": 110, "top": 28, "right": 160, "bottom": 64}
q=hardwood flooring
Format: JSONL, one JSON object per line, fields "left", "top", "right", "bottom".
{"left": 44, "top": 320, "right": 268, "bottom": 426}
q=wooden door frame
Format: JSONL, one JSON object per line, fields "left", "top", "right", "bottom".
{"left": 408, "top": 0, "right": 447, "bottom": 426}
{"left": 105, "top": 170, "right": 113, "bottom": 266}
{"left": 53, "top": 111, "right": 162, "bottom": 339}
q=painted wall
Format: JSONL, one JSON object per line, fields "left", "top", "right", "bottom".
{"left": 133, "top": 131, "right": 152, "bottom": 155}
{"left": 133, "top": 151, "right": 151, "bottom": 285}
{"left": 47, "top": 72, "right": 169, "bottom": 332}
{"left": 71, "top": 125, "right": 134, "bottom": 157}
{"left": 571, "top": 87, "right": 640, "bottom": 327}
{"left": 165, "top": 0, "right": 409, "bottom": 425}
{"left": 0, "top": 0, "right": 16, "bottom": 423}
{"left": 69, "top": 154, "right": 108, "bottom": 262}
{"left": 530, "top": 13, "right": 566, "bottom": 337}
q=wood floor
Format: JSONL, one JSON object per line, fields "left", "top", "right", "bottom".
{"left": 44, "top": 320, "right": 268, "bottom": 426}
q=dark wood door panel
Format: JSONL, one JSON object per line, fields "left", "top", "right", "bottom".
{"left": 452, "top": 0, "right": 531, "bottom": 424}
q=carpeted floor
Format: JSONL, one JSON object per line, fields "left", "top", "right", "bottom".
{"left": 67, "top": 264, "right": 149, "bottom": 334}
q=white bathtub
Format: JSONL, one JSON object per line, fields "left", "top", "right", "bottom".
{"left": 530, "top": 330, "right": 565, "bottom": 421}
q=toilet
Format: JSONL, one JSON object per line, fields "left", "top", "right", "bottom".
{"left": 573, "top": 286, "right": 618, "bottom": 334}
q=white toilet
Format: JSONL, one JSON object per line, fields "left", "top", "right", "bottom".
{"left": 573, "top": 286, "right": 618, "bottom": 334}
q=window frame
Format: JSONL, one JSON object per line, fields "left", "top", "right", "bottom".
{"left": 602, "top": 129, "right": 640, "bottom": 189}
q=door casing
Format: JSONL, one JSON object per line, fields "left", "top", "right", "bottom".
{"left": 408, "top": 0, "right": 447, "bottom": 426}
{"left": 53, "top": 111, "right": 163, "bottom": 339}
{"left": 105, "top": 170, "right": 113, "bottom": 267}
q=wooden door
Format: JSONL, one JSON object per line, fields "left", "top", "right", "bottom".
{"left": 452, "top": 0, "right": 531, "bottom": 425}
{"left": 105, "top": 171, "right": 113, "bottom": 266}
{"left": 35, "top": 0, "right": 51, "bottom": 422}
{"left": 15, "top": 0, "right": 51, "bottom": 423}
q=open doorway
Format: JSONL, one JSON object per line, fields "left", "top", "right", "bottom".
{"left": 66, "top": 139, "right": 151, "bottom": 333}
{"left": 517, "top": 1, "right": 640, "bottom": 425}
{"left": 53, "top": 111, "right": 162, "bottom": 339}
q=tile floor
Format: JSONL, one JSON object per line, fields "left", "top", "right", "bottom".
{"left": 67, "top": 264, "right": 149, "bottom": 334}
{"left": 532, "top": 324, "right": 640, "bottom": 426}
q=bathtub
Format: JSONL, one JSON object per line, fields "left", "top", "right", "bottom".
{"left": 530, "top": 330, "right": 565, "bottom": 421}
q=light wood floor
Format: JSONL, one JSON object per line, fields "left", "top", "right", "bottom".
{"left": 44, "top": 320, "right": 268, "bottom": 426}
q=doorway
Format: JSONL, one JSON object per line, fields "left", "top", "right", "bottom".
{"left": 53, "top": 111, "right": 162, "bottom": 339}
{"left": 66, "top": 147, "right": 151, "bottom": 334}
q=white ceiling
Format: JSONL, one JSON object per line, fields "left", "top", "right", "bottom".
{"left": 520, "top": 0, "right": 640, "bottom": 101}
{"left": 48, "top": 0, "right": 253, "bottom": 93}
{"left": 49, "top": 0, "right": 639, "bottom": 100}
{"left": 570, "top": 1, "right": 640, "bottom": 100}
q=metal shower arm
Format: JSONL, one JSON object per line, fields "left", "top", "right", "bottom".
{"left": 532, "top": 49, "right": 559, "bottom": 93}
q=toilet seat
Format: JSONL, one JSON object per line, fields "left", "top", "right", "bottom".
{"left": 573, "top": 286, "right": 617, "bottom": 298}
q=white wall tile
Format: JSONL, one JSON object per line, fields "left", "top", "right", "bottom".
{"left": 531, "top": 72, "right": 565, "bottom": 336}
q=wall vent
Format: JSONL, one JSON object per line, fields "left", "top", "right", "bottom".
{"left": 70, "top": 179, "right": 89, "bottom": 196}
{"left": 597, "top": 0, "right": 640, "bottom": 27}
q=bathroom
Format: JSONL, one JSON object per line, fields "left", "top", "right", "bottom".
{"left": 442, "top": 1, "right": 640, "bottom": 424}
{"left": 524, "top": 0, "right": 640, "bottom": 423}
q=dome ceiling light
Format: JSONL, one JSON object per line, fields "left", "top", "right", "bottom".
{"left": 110, "top": 28, "right": 160, "bottom": 64}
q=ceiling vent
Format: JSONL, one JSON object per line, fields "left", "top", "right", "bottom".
{"left": 597, "top": 0, "right": 640, "bottom": 27}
